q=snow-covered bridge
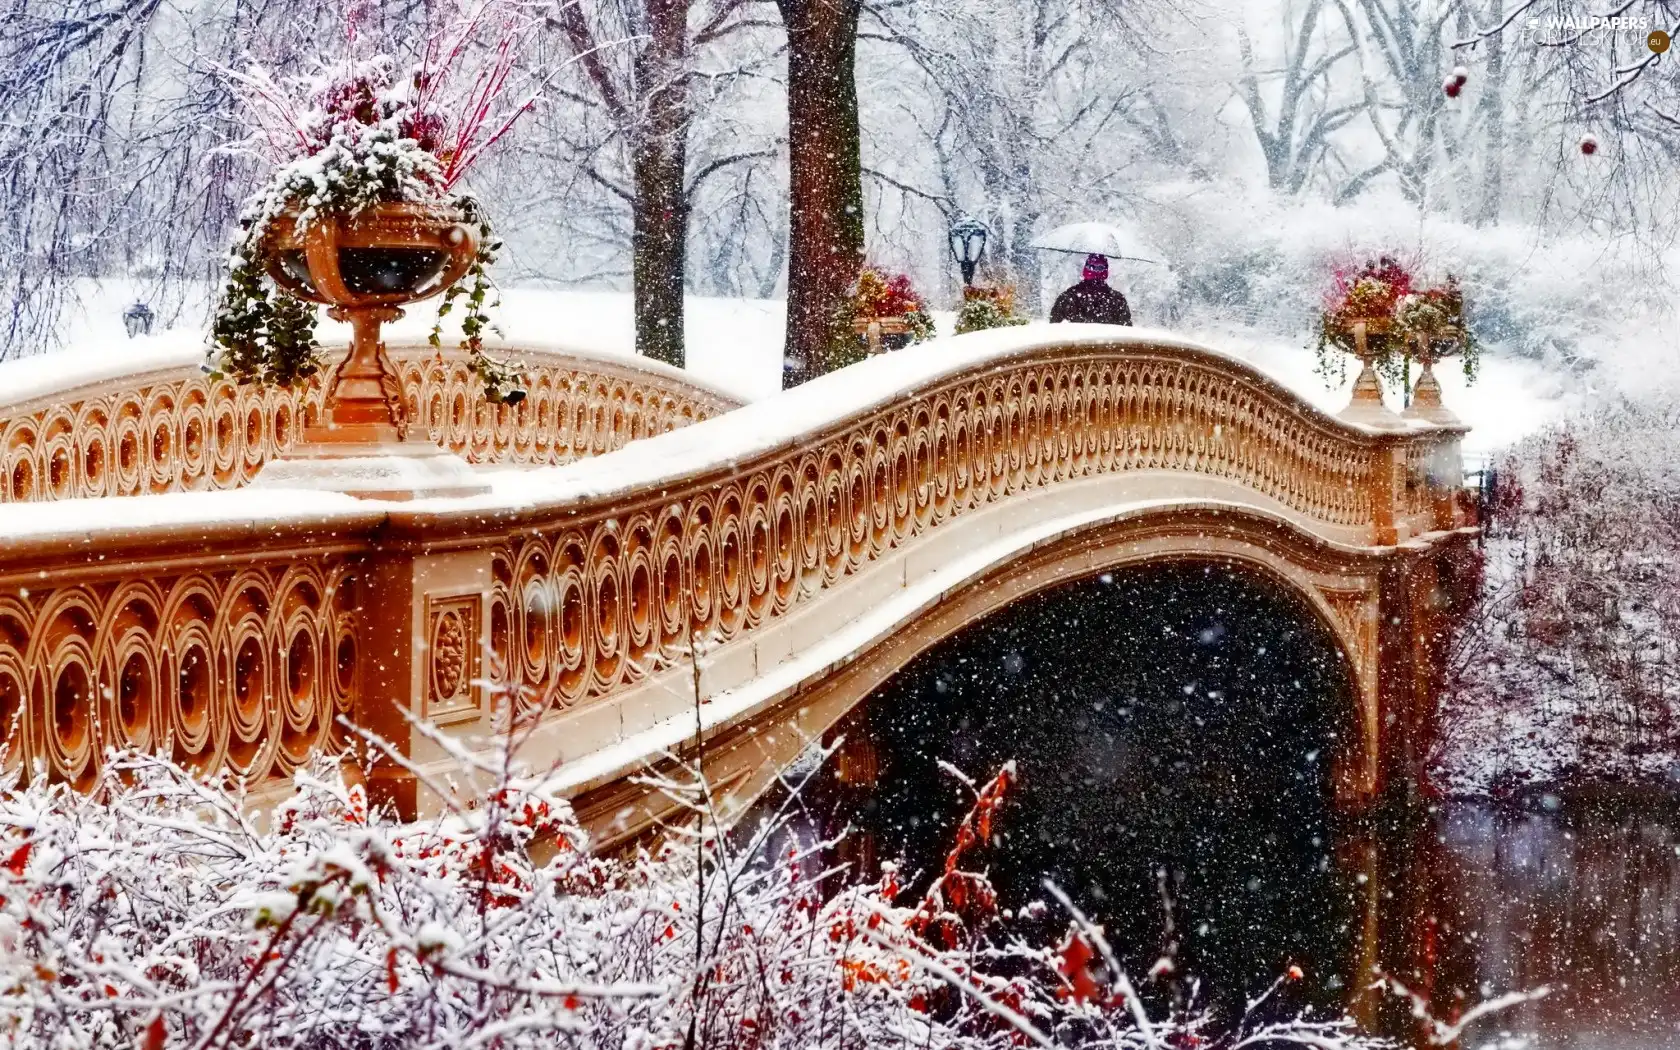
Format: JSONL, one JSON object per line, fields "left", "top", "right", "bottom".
{"left": 0, "top": 328, "right": 1477, "bottom": 845}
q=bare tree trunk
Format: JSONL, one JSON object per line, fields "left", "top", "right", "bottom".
{"left": 555, "top": 0, "right": 715, "bottom": 370}
{"left": 1475, "top": 0, "right": 1506, "bottom": 226}
{"left": 777, "top": 0, "right": 864, "bottom": 387}
{"left": 1006, "top": 1, "right": 1047, "bottom": 316}
{"left": 631, "top": 0, "right": 692, "bottom": 368}
{"left": 1008, "top": 195, "right": 1042, "bottom": 316}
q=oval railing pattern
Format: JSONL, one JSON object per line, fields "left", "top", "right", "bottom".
{"left": 0, "top": 334, "right": 1465, "bottom": 792}
{"left": 478, "top": 348, "right": 1396, "bottom": 711}
{"left": 0, "top": 560, "right": 362, "bottom": 786}
{"left": 0, "top": 344, "right": 740, "bottom": 503}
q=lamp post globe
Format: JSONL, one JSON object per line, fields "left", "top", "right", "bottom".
{"left": 948, "top": 217, "right": 988, "bottom": 287}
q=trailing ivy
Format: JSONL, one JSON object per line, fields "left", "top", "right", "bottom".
{"left": 431, "top": 197, "right": 525, "bottom": 405}
{"left": 208, "top": 239, "right": 322, "bottom": 389}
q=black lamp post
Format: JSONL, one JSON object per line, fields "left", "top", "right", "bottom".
{"left": 122, "top": 301, "right": 154, "bottom": 338}
{"left": 948, "top": 217, "right": 988, "bottom": 287}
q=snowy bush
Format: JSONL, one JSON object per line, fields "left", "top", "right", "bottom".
{"left": 0, "top": 737, "right": 1401, "bottom": 1049}
{"left": 1434, "top": 399, "right": 1680, "bottom": 796}
{"left": 954, "top": 285, "right": 1030, "bottom": 335}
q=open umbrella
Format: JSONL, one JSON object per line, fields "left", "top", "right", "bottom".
{"left": 1031, "top": 221, "right": 1162, "bottom": 264}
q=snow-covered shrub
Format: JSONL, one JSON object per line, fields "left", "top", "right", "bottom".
{"left": 0, "top": 740, "right": 1399, "bottom": 1049}
{"left": 954, "top": 285, "right": 1030, "bottom": 334}
{"left": 1434, "top": 400, "right": 1680, "bottom": 796}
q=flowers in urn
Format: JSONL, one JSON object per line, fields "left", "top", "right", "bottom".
{"left": 1312, "top": 256, "right": 1414, "bottom": 386}
{"left": 954, "top": 284, "right": 1030, "bottom": 334}
{"left": 854, "top": 266, "right": 936, "bottom": 342}
{"left": 208, "top": 3, "right": 542, "bottom": 417}
{"left": 832, "top": 266, "right": 936, "bottom": 368}
{"left": 1393, "top": 274, "right": 1479, "bottom": 424}
{"left": 1394, "top": 275, "right": 1480, "bottom": 382}
{"left": 1314, "top": 256, "right": 1478, "bottom": 425}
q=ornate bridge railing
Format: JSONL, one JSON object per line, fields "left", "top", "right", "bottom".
{"left": 0, "top": 329, "right": 1470, "bottom": 814}
{"left": 0, "top": 341, "right": 740, "bottom": 503}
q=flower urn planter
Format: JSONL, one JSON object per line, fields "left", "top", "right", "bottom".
{"left": 853, "top": 315, "right": 912, "bottom": 355}
{"left": 1333, "top": 316, "right": 1405, "bottom": 430}
{"left": 253, "top": 201, "right": 490, "bottom": 499}
{"left": 1401, "top": 325, "right": 1464, "bottom": 426}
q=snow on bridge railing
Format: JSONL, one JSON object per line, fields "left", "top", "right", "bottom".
{"left": 0, "top": 337, "right": 741, "bottom": 503}
{"left": 0, "top": 325, "right": 1470, "bottom": 803}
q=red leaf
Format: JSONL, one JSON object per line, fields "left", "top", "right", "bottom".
{"left": 142, "top": 1015, "right": 166, "bottom": 1050}
{"left": 1056, "top": 931, "right": 1102, "bottom": 1003}
{"left": 4, "top": 843, "right": 30, "bottom": 876}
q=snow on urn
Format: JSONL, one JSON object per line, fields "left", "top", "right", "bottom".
{"left": 206, "top": 10, "right": 540, "bottom": 498}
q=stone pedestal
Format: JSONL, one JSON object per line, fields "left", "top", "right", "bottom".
{"left": 1401, "top": 359, "right": 1462, "bottom": 426}
{"left": 1337, "top": 321, "right": 1405, "bottom": 431}
{"left": 252, "top": 440, "right": 489, "bottom": 501}
{"left": 1339, "top": 362, "right": 1406, "bottom": 430}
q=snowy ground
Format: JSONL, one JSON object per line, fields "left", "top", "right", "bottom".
{"left": 33, "top": 284, "right": 1571, "bottom": 459}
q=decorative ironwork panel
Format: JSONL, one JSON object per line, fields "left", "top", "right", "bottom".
{"left": 424, "top": 591, "right": 482, "bottom": 725}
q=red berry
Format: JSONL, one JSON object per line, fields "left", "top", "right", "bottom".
{"left": 1443, "top": 77, "right": 1462, "bottom": 98}
{"left": 1452, "top": 65, "right": 1469, "bottom": 87}
{"left": 1580, "top": 134, "right": 1599, "bottom": 155}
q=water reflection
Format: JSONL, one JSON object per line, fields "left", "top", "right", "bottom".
{"left": 1424, "top": 803, "right": 1680, "bottom": 1048}
{"left": 794, "top": 565, "right": 1680, "bottom": 1048}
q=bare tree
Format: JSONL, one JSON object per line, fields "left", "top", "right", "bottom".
{"left": 1471, "top": 0, "right": 1510, "bottom": 223}
{"left": 1449, "top": 1, "right": 1680, "bottom": 237}
{"left": 867, "top": 0, "right": 1170, "bottom": 313}
{"left": 0, "top": 0, "right": 422, "bottom": 360}
{"left": 1343, "top": 0, "right": 1471, "bottom": 206}
{"left": 1, "top": 0, "right": 170, "bottom": 358}
{"left": 1234, "top": 0, "right": 1369, "bottom": 196}
{"left": 546, "top": 0, "right": 779, "bottom": 368}
{"left": 1454, "top": 0, "right": 1679, "bottom": 104}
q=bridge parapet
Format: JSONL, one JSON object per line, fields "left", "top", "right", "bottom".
{"left": 0, "top": 341, "right": 740, "bottom": 503}
{"left": 0, "top": 327, "right": 1472, "bottom": 822}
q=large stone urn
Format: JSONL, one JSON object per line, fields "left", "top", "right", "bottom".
{"left": 256, "top": 201, "right": 490, "bottom": 499}
{"left": 1335, "top": 317, "right": 1405, "bottom": 430}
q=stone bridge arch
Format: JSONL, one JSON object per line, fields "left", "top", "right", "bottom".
{"left": 565, "top": 502, "right": 1400, "bottom": 847}
{"left": 0, "top": 329, "right": 1478, "bottom": 845}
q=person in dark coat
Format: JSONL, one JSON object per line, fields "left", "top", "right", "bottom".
{"left": 1050, "top": 255, "right": 1131, "bottom": 325}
